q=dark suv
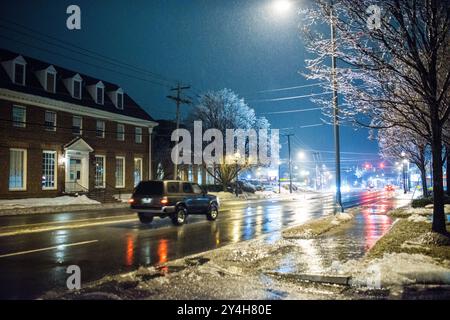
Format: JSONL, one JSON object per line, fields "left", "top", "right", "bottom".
{"left": 129, "top": 180, "right": 220, "bottom": 226}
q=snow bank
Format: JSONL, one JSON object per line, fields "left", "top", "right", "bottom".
{"left": 407, "top": 214, "right": 430, "bottom": 223}
{"left": 0, "top": 195, "right": 99, "bottom": 210}
{"left": 342, "top": 253, "right": 450, "bottom": 288}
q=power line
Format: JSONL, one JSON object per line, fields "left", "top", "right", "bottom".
{"left": 0, "top": 18, "right": 210, "bottom": 106}
{"left": 0, "top": 18, "right": 178, "bottom": 85}
{"left": 261, "top": 107, "right": 324, "bottom": 115}
{"left": 250, "top": 91, "right": 333, "bottom": 103}
{"left": 255, "top": 82, "right": 328, "bottom": 94}
{"left": 0, "top": 34, "right": 174, "bottom": 90}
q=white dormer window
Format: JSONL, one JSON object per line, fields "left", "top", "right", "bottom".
{"left": 35, "top": 65, "right": 57, "bottom": 93}
{"left": 96, "top": 83, "right": 104, "bottom": 105}
{"left": 46, "top": 69, "right": 56, "bottom": 93}
{"left": 107, "top": 88, "right": 124, "bottom": 109}
{"left": 1, "top": 55, "right": 27, "bottom": 86}
{"left": 117, "top": 91, "right": 124, "bottom": 109}
{"left": 63, "top": 74, "right": 83, "bottom": 99}
{"left": 73, "top": 79, "right": 82, "bottom": 99}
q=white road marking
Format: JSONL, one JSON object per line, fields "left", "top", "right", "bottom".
{"left": 0, "top": 240, "right": 99, "bottom": 258}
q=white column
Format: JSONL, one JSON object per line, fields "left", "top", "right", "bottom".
{"left": 148, "top": 127, "right": 153, "bottom": 180}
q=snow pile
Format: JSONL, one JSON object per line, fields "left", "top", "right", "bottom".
{"left": 331, "top": 212, "right": 353, "bottom": 226}
{"left": 0, "top": 195, "right": 99, "bottom": 209}
{"left": 407, "top": 232, "right": 450, "bottom": 247}
{"left": 407, "top": 214, "right": 430, "bottom": 223}
{"left": 209, "top": 192, "right": 238, "bottom": 201}
{"left": 343, "top": 253, "right": 450, "bottom": 288}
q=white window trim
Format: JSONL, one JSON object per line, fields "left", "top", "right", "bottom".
{"left": 134, "top": 157, "right": 143, "bottom": 186}
{"left": 73, "top": 116, "right": 83, "bottom": 135}
{"left": 95, "top": 155, "right": 106, "bottom": 189}
{"left": 117, "top": 123, "right": 125, "bottom": 141}
{"left": 115, "top": 156, "right": 126, "bottom": 188}
{"left": 13, "top": 61, "right": 26, "bottom": 86}
{"left": 42, "top": 150, "right": 57, "bottom": 191}
{"left": 9, "top": 148, "right": 27, "bottom": 191}
{"left": 96, "top": 120, "right": 105, "bottom": 138}
{"left": 45, "top": 110, "right": 57, "bottom": 131}
{"left": 135, "top": 127, "right": 142, "bottom": 144}
{"left": 45, "top": 70, "right": 56, "bottom": 93}
{"left": 12, "top": 105, "right": 26, "bottom": 128}
{"left": 72, "top": 79, "right": 82, "bottom": 99}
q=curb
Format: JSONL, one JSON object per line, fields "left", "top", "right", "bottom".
{"left": 267, "top": 271, "right": 352, "bottom": 286}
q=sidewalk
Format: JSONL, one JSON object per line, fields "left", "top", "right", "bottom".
{"left": 0, "top": 195, "right": 128, "bottom": 217}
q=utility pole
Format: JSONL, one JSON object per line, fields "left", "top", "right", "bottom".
{"left": 167, "top": 83, "right": 191, "bottom": 180}
{"left": 283, "top": 134, "right": 294, "bottom": 194}
{"left": 312, "top": 152, "right": 320, "bottom": 191}
{"left": 330, "top": 1, "right": 343, "bottom": 213}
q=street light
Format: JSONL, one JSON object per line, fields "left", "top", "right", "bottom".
{"left": 272, "top": 0, "right": 292, "bottom": 15}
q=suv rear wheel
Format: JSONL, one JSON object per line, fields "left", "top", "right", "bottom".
{"left": 138, "top": 213, "right": 154, "bottom": 224}
{"left": 206, "top": 204, "right": 219, "bottom": 221}
{"left": 171, "top": 206, "right": 187, "bottom": 226}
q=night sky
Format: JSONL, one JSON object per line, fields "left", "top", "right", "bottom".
{"left": 0, "top": 0, "right": 380, "bottom": 167}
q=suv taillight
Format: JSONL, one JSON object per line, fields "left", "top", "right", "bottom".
{"left": 160, "top": 197, "right": 168, "bottom": 205}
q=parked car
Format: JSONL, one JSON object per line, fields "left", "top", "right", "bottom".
{"left": 129, "top": 180, "right": 220, "bottom": 226}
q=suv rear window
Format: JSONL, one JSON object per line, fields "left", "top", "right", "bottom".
{"left": 134, "top": 181, "right": 164, "bottom": 195}
{"left": 167, "top": 182, "right": 179, "bottom": 193}
{"left": 182, "top": 183, "right": 193, "bottom": 193}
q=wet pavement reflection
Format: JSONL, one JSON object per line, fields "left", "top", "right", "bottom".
{"left": 0, "top": 191, "right": 397, "bottom": 299}
{"left": 274, "top": 192, "right": 410, "bottom": 275}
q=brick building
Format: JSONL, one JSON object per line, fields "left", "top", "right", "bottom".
{"left": 0, "top": 49, "right": 158, "bottom": 199}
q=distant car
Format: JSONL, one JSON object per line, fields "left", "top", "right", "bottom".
{"left": 129, "top": 180, "right": 220, "bottom": 226}
{"left": 385, "top": 184, "right": 395, "bottom": 192}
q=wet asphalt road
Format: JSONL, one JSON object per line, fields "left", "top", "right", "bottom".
{"left": 0, "top": 190, "right": 394, "bottom": 299}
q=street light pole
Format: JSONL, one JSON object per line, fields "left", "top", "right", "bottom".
{"left": 286, "top": 134, "right": 293, "bottom": 194}
{"left": 330, "top": 1, "right": 343, "bottom": 213}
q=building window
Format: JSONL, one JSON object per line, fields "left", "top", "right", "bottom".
{"left": 12, "top": 106, "right": 26, "bottom": 128}
{"left": 117, "top": 92, "right": 124, "bottom": 109}
{"left": 14, "top": 63, "right": 25, "bottom": 85}
{"left": 46, "top": 71, "right": 56, "bottom": 93}
{"left": 72, "top": 116, "right": 82, "bottom": 135}
{"left": 117, "top": 124, "right": 125, "bottom": 141}
{"left": 42, "top": 151, "right": 57, "bottom": 190}
{"left": 95, "top": 155, "right": 106, "bottom": 188}
{"left": 135, "top": 127, "right": 143, "bottom": 144}
{"left": 134, "top": 158, "right": 143, "bottom": 187}
{"left": 96, "top": 120, "right": 105, "bottom": 138}
{"left": 73, "top": 79, "right": 82, "bottom": 99}
{"left": 9, "top": 149, "right": 27, "bottom": 191}
{"left": 96, "top": 86, "right": 104, "bottom": 105}
{"left": 44, "top": 111, "right": 56, "bottom": 131}
{"left": 115, "top": 156, "right": 125, "bottom": 188}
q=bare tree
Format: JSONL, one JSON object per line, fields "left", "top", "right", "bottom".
{"left": 303, "top": 0, "right": 450, "bottom": 234}
{"left": 378, "top": 126, "right": 429, "bottom": 197}
{"left": 187, "top": 89, "right": 271, "bottom": 191}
